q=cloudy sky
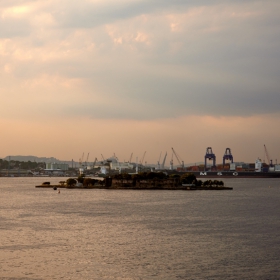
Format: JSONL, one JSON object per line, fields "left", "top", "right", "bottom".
{"left": 1, "top": 0, "right": 279, "bottom": 165}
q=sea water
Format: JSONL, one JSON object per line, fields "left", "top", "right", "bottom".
{"left": 0, "top": 177, "right": 280, "bottom": 280}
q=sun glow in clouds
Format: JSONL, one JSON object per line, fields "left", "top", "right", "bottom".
{"left": 2, "top": 6, "right": 31, "bottom": 18}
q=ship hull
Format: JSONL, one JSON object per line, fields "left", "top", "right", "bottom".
{"left": 182, "top": 171, "right": 280, "bottom": 178}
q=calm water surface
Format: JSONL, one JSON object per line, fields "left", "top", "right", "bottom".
{"left": 0, "top": 177, "right": 280, "bottom": 280}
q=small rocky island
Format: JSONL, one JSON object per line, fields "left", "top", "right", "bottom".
{"left": 35, "top": 172, "right": 232, "bottom": 190}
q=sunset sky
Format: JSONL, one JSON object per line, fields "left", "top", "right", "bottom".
{"left": 1, "top": 0, "right": 279, "bottom": 165}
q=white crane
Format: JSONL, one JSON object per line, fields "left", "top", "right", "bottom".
{"left": 85, "top": 153, "right": 90, "bottom": 167}
{"left": 79, "top": 152, "right": 84, "bottom": 167}
{"left": 161, "top": 152, "right": 167, "bottom": 169}
{"left": 157, "top": 152, "right": 162, "bottom": 169}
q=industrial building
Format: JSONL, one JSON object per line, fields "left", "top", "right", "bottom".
{"left": 45, "top": 163, "right": 69, "bottom": 171}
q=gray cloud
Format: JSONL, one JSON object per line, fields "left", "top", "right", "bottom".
{"left": 1, "top": 0, "right": 280, "bottom": 121}
{"left": 0, "top": 18, "right": 31, "bottom": 38}
{"left": 49, "top": 0, "right": 230, "bottom": 30}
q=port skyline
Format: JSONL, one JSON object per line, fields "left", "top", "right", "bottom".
{"left": 1, "top": 145, "right": 278, "bottom": 168}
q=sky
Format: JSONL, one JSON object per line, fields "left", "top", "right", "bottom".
{"left": 0, "top": 0, "right": 280, "bottom": 165}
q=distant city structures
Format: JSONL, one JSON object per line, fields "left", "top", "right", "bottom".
{"left": 0, "top": 145, "right": 279, "bottom": 177}
{"left": 45, "top": 163, "right": 69, "bottom": 171}
{"left": 0, "top": 157, "right": 70, "bottom": 177}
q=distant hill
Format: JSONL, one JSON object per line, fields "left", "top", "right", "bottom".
{"left": 1, "top": 156, "right": 84, "bottom": 168}
{"left": 3, "top": 155, "right": 61, "bottom": 163}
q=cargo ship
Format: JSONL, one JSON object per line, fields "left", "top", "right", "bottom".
{"left": 185, "top": 171, "right": 280, "bottom": 178}
{"left": 174, "top": 158, "right": 280, "bottom": 178}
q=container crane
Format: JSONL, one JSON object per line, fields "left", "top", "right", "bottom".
{"left": 204, "top": 147, "right": 216, "bottom": 171}
{"left": 223, "top": 148, "right": 233, "bottom": 168}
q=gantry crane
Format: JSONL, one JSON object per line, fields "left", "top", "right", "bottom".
{"left": 204, "top": 147, "right": 216, "bottom": 171}
{"left": 223, "top": 148, "right": 233, "bottom": 168}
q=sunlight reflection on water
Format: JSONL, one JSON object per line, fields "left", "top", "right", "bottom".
{"left": 0, "top": 177, "right": 280, "bottom": 279}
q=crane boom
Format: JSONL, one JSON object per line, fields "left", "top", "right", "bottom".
{"left": 161, "top": 152, "right": 167, "bottom": 169}
{"left": 171, "top": 147, "right": 184, "bottom": 167}
{"left": 158, "top": 152, "right": 162, "bottom": 163}
{"left": 85, "top": 153, "right": 89, "bottom": 166}
{"left": 92, "top": 158, "right": 97, "bottom": 168}
{"left": 157, "top": 152, "right": 162, "bottom": 169}
{"left": 129, "top": 153, "right": 133, "bottom": 163}
{"left": 170, "top": 152, "right": 174, "bottom": 170}
{"left": 264, "top": 144, "right": 272, "bottom": 166}
{"left": 79, "top": 152, "right": 84, "bottom": 167}
{"left": 140, "top": 151, "right": 146, "bottom": 165}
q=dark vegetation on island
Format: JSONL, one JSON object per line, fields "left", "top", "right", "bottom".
{"left": 38, "top": 172, "right": 231, "bottom": 190}
{"left": 41, "top": 177, "right": 101, "bottom": 187}
{"left": 109, "top": 172, "right": 224, "bottom": 187}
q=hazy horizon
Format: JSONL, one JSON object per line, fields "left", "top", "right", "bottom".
{"left": 0, "top": 153, "right": 266, "bottom": 166}
{"left": 1, "top": 1, "right": 279, "bottom": 164}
